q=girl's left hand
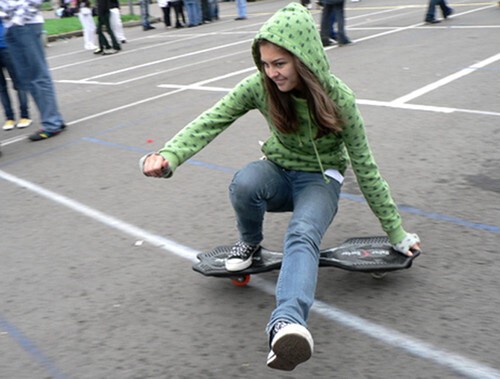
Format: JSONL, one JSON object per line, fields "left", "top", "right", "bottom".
{"left": 392, "top": 233, "right": 421, "bottom": 257}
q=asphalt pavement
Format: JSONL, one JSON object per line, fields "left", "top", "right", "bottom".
{"left": 1, "top": 1, "right": 500, "bottom": 378}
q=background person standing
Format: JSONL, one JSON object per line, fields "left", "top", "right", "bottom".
{"left": 95, "top": 0, "right": 121, "bottom": 53}
{"left": 141, "top": 0, "right": 155, "bottom": 30}
{"left": 0, "top": 19, "right": 31, "bottom": 131}
{"left": 0, "top": 0, "right": 66, "bottom": 141}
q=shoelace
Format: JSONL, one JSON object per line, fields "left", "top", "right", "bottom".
{"left": 270, "top": 320, "right": 289, "bottom": 343}
{"left": 230, "top": 241, "right": 254, "bottom": 258}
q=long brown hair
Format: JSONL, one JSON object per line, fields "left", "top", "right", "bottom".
{"left": 257, "top": 40, "right": 342, "bottom": 138}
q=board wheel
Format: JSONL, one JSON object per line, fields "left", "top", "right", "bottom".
{"left": 371, "top": 272, "right": 387, "bottom": 280}
{"left": 230, "top": 274, "right": 251, "bottom": 286}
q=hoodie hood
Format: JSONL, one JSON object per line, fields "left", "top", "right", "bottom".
{"left": 252, "top": 2, "right": 333, "bottom": 93}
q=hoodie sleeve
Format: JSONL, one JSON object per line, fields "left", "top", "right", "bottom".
{"left": 338, "top": 87, "right": 406, "bottom": 245}
{"left": 157, "top": 73, "right": 263, "bottom": 174}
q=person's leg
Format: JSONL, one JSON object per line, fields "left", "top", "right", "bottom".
{"left": 96, "top": 15, "right": 111, "bottom": 49}
{"left": 212, "top": 0, "right": 219, "bottom": 20}
{"left": 425, "top": 0, "right": 438, "bottom": 21}
{"left": 184, "top": 0, "right": 196, "bottom": 26}
{"left": 195, "top": 0, "right": 202, "bottom": 24}
{"left": 439, "top": 0, "right": 453, "bottom": 18}
{"left": 334, "top": 3, "right": 350, "bottom": 44}
{"left": 268, "top": 172, "right": 341, "bottom": 329}
{"left": 110, "top": 8, "right": 126, "bottom": 41}
{"left": 235, "top": 0, "right": 247, "bottom": 19}
{"left": 2, "top": 48, "right": 30, "bottom": 121}
{"left": 229, "top": 160, "right": 292, "bottom": 245}
{"left": 320, "top": 3, "right": 334, "bottom": 45}
{"left": 141, "top": 0, "right": 149, "bottom": 27}
{"left": 5, "top": 24, "right": 64, "bottom": 133}
{"left": 266, "top": 171, "right": 341, "bottom": 370}
{"left": 329, "top": 8, "right": 337, "bottom": 40}
{"left": 15, "top": 87, "right": 31, "bottom": 125}
{"left": 180, "top": 1, "right": 186, "bottom": 23}
{"left": 173, "top": 1, "right": 182, "bottom": 27}
{"left": 0, "top": 57, "right": 15, "bottom": 123}
{"left": 102, "top": 12, "right": 121, "bottom": 50}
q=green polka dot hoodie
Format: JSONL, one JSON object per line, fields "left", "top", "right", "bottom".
{"left": 158, "top": 2, "right": 406, "bottom": 244}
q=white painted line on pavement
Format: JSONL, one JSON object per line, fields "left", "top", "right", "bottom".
{"left": 1, "top": 168, "right": 500, "bottom": 379}
{"left": 392, "top": 52, "right": 500, "bottom": 105}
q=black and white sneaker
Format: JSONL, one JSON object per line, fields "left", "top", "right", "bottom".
{"left": 267, "top": 321, "right": 313, "bottom": 371}
{"left": 225, "top": 241, "right": 260, "bottom": 272}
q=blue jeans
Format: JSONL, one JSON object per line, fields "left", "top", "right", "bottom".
{"left": 321, "top": 2, "right": 348, "bottom": 44}
{"left": 229, "top": 160, "right": 342, "bottom": 332}
{"left": 5, "top": 24, "right": 64, "bottom": 132}
{"left": 0, "top": 48, "right": 29, "bottom": 120}
{"left": 140, "top": 0, "right": 151, "bottom": 27}
{"left": 425, "top": 0, "right": 452, "bottom": 21}
{"left": 184, "top": 0, "right": 202, "bottom": 26}
{"left": 236, "top": 0, "right": 247, "bottom": 18}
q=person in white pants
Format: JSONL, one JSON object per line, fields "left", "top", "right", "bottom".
{"left": 110, "top": 0, "right": 126, "bottom": 43}
{"left": 77, "top": 0, "right": 97, "bottom": 50}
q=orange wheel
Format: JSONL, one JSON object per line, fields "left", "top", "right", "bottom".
{"left": 230, "top": 274, "right": 251, "bottom": 286}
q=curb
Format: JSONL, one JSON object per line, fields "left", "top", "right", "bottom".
{"left": 47, "top": 17, "right": 161, "bottom": 42}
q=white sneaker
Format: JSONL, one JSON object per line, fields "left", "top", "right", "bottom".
{"left": 225, "top": 241, "right": 260, "bottom": 272}
{"left": 267, "top": 322, "right": 313, "bottom": 371}
{"left": 16, "top": 118, "right": 32, "bottom": 129}
{"left": 2, "top": 120, "right": 15, "bottom": 130}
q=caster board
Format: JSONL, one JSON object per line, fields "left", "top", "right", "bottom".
{"left": 192, "top": 236, "right": 420, "bottom": 286}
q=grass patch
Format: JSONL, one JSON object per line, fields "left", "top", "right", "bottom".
{"left": 44, "top": 14, "right": 140, "bottom": 35}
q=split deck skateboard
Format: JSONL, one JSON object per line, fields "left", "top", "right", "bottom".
{"left": 193, "top": 236, "right": 420, "bottom": 286}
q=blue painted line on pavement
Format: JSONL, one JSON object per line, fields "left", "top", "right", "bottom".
{"left": 340, "top": 193, "right": 500, "bottom": 233}
{"left": 49, "top": 136, "right": 500, "bottom": 233}
{"left": 0, "top": 314, "right": 70, "bottom": 379}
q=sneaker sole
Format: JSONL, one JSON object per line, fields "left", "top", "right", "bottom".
{"left": 225, "top": 257, "right": 253, "bottom": 272}
{"left": 267, "top": 325, "right": 313, "bottom": 371}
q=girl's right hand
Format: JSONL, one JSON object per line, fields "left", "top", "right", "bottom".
{"left": 140, "top": 153, "right": 171, "bottom": 178}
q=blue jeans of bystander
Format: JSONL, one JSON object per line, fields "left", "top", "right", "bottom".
{"left": 236, "top": 0, "right": 247, "bottom": 18}
{"left": 184, "top": 0, "right": 202, "bottom": 26}
{"left": 5, "top": 24, "right": 64, "bottom": 132}
{"left": 0, "top": 48, "right": 29, "bottom": 120}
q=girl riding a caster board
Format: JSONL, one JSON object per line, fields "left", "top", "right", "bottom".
{"left": 141, "top": 3, "right": 421, "bottom": 371}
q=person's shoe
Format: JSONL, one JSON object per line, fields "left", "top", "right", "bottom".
{"left": 16, "top": 118, "right": 32, "bottom": 129}
{"left": 143, "top": 25, "right": 155, "bottom": 30}
{"left": 93, "top": 48, "right": 104, "bottom": 55}
{"left": 234, "top": 17, "right": 247, "bottom": 20}
{"left": 121, "top": 39, "right": 127, "bottom": 43}
{"left": 267, "top": 321, "right": 313, "bottom": 371}
{"left": 338, "top": 39, "right": 352, "bottom": 46}
{"left": 443, "top": 8, "right": 453, "bottom": 19}
{"left": 425, "top": 18, "right": 441, "bottom": 24}
{"left": 104, "top": 48, "right": 119, "bottom": 54}
{"left": 225, "top": 241, "right": 260, "bottom": 271}
{"left": 28, "top": 124, "right": 66, "bottom": 141}
{"left": 2, "top": 120, "right": 16, "bottom": 131}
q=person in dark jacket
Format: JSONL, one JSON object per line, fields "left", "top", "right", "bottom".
{"left": 95, "top": 0, "right": 121, "bottom": 54}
